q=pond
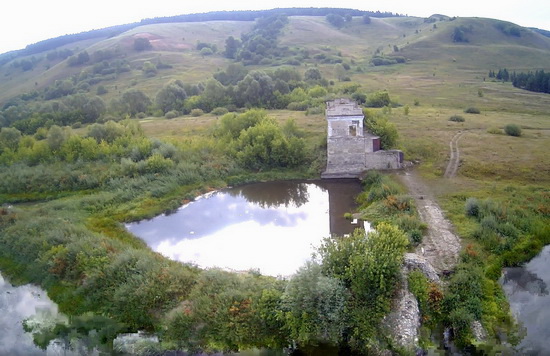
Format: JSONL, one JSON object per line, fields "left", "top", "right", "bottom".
{"left": 501, "top": 245, "right": 550, "bottom": 354}
{"left": 126, "top": 180, "right": 364, "bottom": 276}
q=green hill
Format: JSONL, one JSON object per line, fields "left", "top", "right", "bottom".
{"left": 1, "top": 14, "right": 549, "bottom": 106}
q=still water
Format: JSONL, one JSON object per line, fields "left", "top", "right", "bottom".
{"left": 0, "top": 272, "right": 66, "bottom": 355}
{"left": 126, "top": 180, "right": 363, "bottom": 276}
{"left": 501, "top": 245, "right": 550, "bottom": 354}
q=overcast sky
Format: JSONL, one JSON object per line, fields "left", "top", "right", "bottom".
{"left": 2, "top": 0, "right": 549, "bottom": 55}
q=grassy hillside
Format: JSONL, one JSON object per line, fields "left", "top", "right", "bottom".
{"left": 2, "top": 15, "right": 549, "bottom": 106}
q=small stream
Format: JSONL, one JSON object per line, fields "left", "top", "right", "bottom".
{"left": 501, "top": 245, "right": 550, "bottom": 354}
{"left": 126, "top": 180, "right": 364, "bottom": 276}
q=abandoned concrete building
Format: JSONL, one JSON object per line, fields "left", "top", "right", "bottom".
{"left": 322, "top": 98, "right": 403, "bottom": 178}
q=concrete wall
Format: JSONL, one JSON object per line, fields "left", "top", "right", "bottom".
{"left": 365, "top": 150, "right": 403, "bottom": 170}
{"left": 326, "top": 136, "right": 367, "bottom": 174}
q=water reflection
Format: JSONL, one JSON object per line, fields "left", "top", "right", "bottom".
{"left": 0, "top": 272, "right": 66, "bottom": 355}
{"left": 228, "top": 181, "right": 310, "bottom": 209}
{"left": 127, "top": 180, "right": 362, "bottom": 277}
{"left": 502, "top": 267, "right": 548, "bottom": 296}
{"left": 501, "top": 245, "right": 550, "bottom": 354}
{"left": 317, "top": 180, "right": 364, "bottom": 236}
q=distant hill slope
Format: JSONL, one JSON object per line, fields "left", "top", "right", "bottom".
{"left": 0, "top": 7, "right": 398, "bottom": 60}
{"left": 1, "top": 13, "right": 549, "bottom": 107}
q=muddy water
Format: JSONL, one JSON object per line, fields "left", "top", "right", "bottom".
{"left": 501, "top": 245, "right": 550, "bottom": 354}
{"left": 126, "top": 180, "right": 363, "bottom": 276}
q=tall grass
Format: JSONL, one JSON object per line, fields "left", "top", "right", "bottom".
{"left": 358, "top": 171, "right": 425, "bottom": 246}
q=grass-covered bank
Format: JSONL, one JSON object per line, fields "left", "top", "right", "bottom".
{"left": 356, "top": 171, "right": 426, "bottom": 247}
{"left": 434, "top": 182, "right": 549, "bottom": 350}
{"left": 356, "top": 171, "right": 550, "bottom": 351}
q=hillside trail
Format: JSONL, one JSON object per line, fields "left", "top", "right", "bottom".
{"left": 443, "top": 131, "right": 465, "bottom": 178}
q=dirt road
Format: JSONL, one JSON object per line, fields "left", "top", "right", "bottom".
{"left": 443, "top": 131, "right": 465, "bottom": 178}
{"left": 398, "top": 170, "right": 462, "bottom": 273}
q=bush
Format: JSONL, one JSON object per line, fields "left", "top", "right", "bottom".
{"left": 408, "top": 270, "right": 429, "bottom": 307}
{"left": 287, "top": 101, "right": 309, "bottom": 111}
{"left": 164, "top": 110, "right": 179, "bottom": 119}
{"left": 504, "top": 124, "right": 522, "bottom": 137}
{"left": 366, "top": 182, "right": 401, "bottom": 203}
{"left": 449, "top": 115, "right": 465, "bottom": 122}
{"left": 134, "top": 38, "right": 152, "bottom": 51}
{"left": 96, "top": 85, "right": 108, "bottom": 95}
{"left": 306, "top": 106, "right": 324, "bottom": 116}
{"left": 362, "top": 170, "right": 383, "bottom": 187}
{"left": 409, "top": 229, "right": 423, "bottom": 244}
{"left": 190, "top": 109, "right": 204, "bottom": 117}
{"left": 282, "top": 262, "right": 348, "bottom": 345}
{"left": 259, "top": 58, "right": 272, "bottom": 65}
{"left": 464, "top": 107, "right": 480, "bottom": 114}
{"left": 199, "top": 47, "right": 213, "bottom": 56}
{"left": 366, "top": 90, "right": 391, "bottom": 108}
{"left": 210, "top": 107, "right": 229, "bottom": 116}
{"left": 465, "top": 197, "right": 480, "bottom": 217}
{"left": 394, "top": 214, "right": 426, "bottom": 233}
{"left": 363, "top": 113, "right": 398, "bottom": 149}
{"left": 370, "top": 56, "right": 406, "bottom": 66}
{"left": 486, "top": 126, "right": 502, "bottom": 135}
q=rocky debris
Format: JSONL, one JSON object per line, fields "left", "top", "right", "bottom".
{"left": 383, "top": 270, "right": 420, "bottom": 350}
{"left": 404, "top": 253, "right": 440, "bottom": 282}
{"left": 384, "top": 254, "right": 441, "bottom": 350}
{"left": 471, "top": 320, "right": 488, "bottom": 343}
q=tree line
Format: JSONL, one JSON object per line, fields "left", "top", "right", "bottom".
{"left": 489, "top": 68, "right": 550, "bottom": 94}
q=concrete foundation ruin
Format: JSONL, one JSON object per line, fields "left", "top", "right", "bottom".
{"left": 322, "top": 98, "right": 403, "bottom": 178}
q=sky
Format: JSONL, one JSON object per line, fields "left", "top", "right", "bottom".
{"left": 2, "top": 0, "right": 549, "bottom": 55}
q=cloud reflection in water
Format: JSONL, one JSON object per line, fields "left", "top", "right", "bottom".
{"left": 127, "top": 183, "right": 333, "bottom": 276}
